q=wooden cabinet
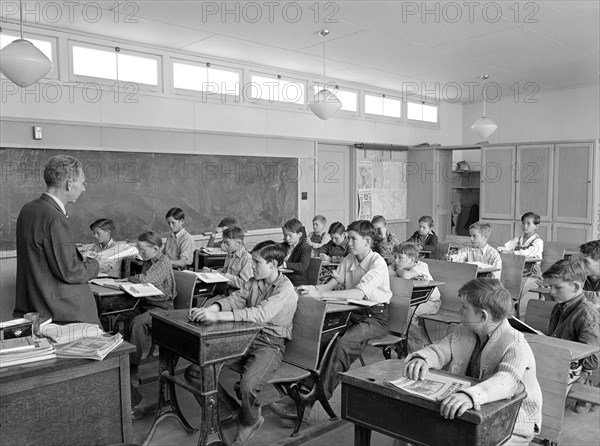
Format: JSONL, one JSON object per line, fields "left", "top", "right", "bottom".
{"left": 481, "top": 141, "right": 597, "bottom": 243}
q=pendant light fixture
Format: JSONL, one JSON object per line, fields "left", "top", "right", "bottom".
{"left": 0, "top": 1, "right": 53, "bottom": 87}
{"left": 470, "top": 75, "right": 498, "bottom": 139}
{"left": 308, "top": 29, "right": 341, "bottom": 120}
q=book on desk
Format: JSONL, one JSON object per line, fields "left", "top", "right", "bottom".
{"left": 90, "top": 278, "right": 164, "bottom": 298}
{"left": 385, "top": 369, "right": 472, "bottom": 401}
{"left": 322, "top": 297, "right": 380, "bottom": 307}
{"left": 55, "top": 333, "right": 123, "bottom": 361}
{"left": 185, "top": 271, "right": 229, "bottom": 283}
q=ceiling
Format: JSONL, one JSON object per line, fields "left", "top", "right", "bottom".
{"left": 3, "top": 1, "right": 599, "bottom": 102}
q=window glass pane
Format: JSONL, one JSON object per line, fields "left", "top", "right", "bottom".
{"left": 0, "top": 34, "right": 53, "bottom": 61}
{"left": 407, "top": 101, "right": 438, "bottom": 123}
{"left": 251, "top": 75, "right": 304, "bottom": 103}
{"left": 208, "top": 67, "right": 239, "bottom": 95}
{"left": 407, "top": 102, "right": 422, "bottom": 120}
{"left": 117, "top": 53, "right": 158, "bottom": 85}
{"left": 312, "top": 86, "right": 357, "bottom": 112}
{"left": 173, "top": 62, "right": 208, "bottom": 91}
{"left": 73, "top": 45, "right": 116, "bottom": 79}
{"left": 422, "top": 103, "right": 438, "bottom": 123}
{"left": 383, "top": 97, "right": 401, "bottom": 118}
{"left": 279, "top": 78, "right": 304, "bottom": 103}
{"left": 365, "top": 94, "right": 383, "bottom": 114}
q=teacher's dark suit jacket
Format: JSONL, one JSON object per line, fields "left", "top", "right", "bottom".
{"left": 14, "top": 194, "right": 100, "bottom": 324}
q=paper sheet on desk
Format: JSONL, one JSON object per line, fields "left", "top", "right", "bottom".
{"left": 385, "top": 371, "right": 471, "bottom": 401}
{"left": 40, "top": 323, "right": 105, "bottom": 345}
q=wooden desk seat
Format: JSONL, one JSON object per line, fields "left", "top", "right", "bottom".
{"left": 524, "top": 299, "right": 554, "bottom": 335}
{"left": 267, "top": 296, "right": 339, "bottom": 437}
{"left": 499, "top": 252, "right": 527, "bottom": 318}
{"left": 569, "top": 382, "right": 600, "bottom": 406}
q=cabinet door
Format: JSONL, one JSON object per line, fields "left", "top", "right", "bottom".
{"left": 516, "top": 144, "right": 553, "bottom": 221}
{"left": 553, "top": 142, "right": 594, "bottom": 223}
{"left": 553, "top": 223, "right": 592, "bottom": 244}
{"left": 481, "top": 146, "right": 516, "bottom": 219}
{"left": 486, "top": 220, "right": 514, "bottom": 248}
{"left": 434, "top": 149, "right": 453, "bottom": 241}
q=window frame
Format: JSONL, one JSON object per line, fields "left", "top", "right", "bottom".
{"left": 363, "top": 91, "right": 403, "bottom": 122}
{"left": 406, "top": 99, "right": 440, "bottom": 127}
{"left": 309, "top": 82, "right": 359, "bottom": 117}
{"left": 170, "top": 58, "right": 242, "bottom": 101}
{"left": 247, "top": 71, "right": 307, "bottom": 110}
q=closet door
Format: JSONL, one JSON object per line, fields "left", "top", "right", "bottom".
{"left": 316, "top": 144, "right": 351, "bottom": 225}
{"left": 516, "top": 144, "right": 553, "bottom": 221}
{"left": 481, "top": 146, "right": 516, "bottom": 220}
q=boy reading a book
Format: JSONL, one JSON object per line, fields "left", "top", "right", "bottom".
{"left": 580, "top": 240, "right": 600, "bottom": 310}
{"left": 271, "top": 220, "right": 391, "bottom": 425}
{"left": 202, "top": 226, "right": 253, "bottom": 293}
{"left": 389, "top": 242, "right": 440, "bottom": 351}
{"left": 186, "top": 241, "right": 297, "bottom": 446}
{"left": 404, "top": 278, "right": 542, "bottom": 446}
{"left": 448, "top": 221, "right": 502, "bottom": 279}
{"left": 542, "top": 259, "right": 599, "bottom": 414}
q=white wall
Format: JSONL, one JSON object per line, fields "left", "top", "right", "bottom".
{"left": 462, "top": 86, "right": 600, "bottom": 144}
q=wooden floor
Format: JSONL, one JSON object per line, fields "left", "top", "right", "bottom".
{"left": 131, "top": 346, "right": 600, "bottom": 446}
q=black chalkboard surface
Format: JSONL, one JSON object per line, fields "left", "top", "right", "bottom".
{"left": 0, "top": 148, "right": 298, "bottom": 250}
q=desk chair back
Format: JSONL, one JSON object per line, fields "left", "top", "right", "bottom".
{"left": 173, "top": 270, "right": 197, "bottom": 310}
{"left": 528, "top": 340, "right": 572, "bottom": 444}
{"left": 430, "top": 242, "right": 450, "bottom": 260}
{"left": 284, "top": 296, "right": 326, "bottom": 370}
{"left": 423, "top": 260, "right": 478, "bottom": 313}
{"left": 500, "top": 252, "right": 527, "bottom": 315}
{"left": 525, "top": 300, "right": 554, "bottom": 335}
{"left": 387, "top": 277, "right": 414, "bottom": 335}
{"left": 541, "top": 241, "right": 579, "bottom": 273}
{"left": 306, "top": 258, "right": 322, "bottom": 286}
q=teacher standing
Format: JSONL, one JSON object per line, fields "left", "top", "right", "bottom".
{"left": 14, "top": 155, "right": 100, "bottom": 324}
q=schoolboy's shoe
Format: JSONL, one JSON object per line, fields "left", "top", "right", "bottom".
{"left": 270, "top": 396, "right": 296, "bottom": 419}
{"left": 574, "top": 401, "right": 591, "bottom": 414}
{"left": 232, "top": 411, "right": 264, "bottom": 446}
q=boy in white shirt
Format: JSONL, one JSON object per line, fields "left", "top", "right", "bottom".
{"left": 449, "top": 221, "right": 502, "bottom": 279}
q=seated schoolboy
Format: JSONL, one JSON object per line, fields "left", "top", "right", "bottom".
{"left": 543, "top": 259, "right": 600, "bottom": 414}
{"left": 306, "top": 215, "right": 331, "bottom": 252}
{"left": 185, "top": 241, "right": 297, "bottom": 446}
{"left": 281, "top": 218, "right": 311, "bottom": 286}
{"left": 203, "top": 226, "right": 252, "bottom": 293}
{"left": 86, "top": 218, "right": 138, "bottom": 278}
{"left": 389, "top": 243, "right": 440, "bottom": 352}
{"left": 207, "top": 216, "right": 237, "bottom": 248}
{"left": 448, "top": 221, "right": 502, "bottom": 279}
{"left": 579, "top": 240, "right": 600, "bottom": 310}
{"left": 404, "top": 278, "right": 543, "bottom": 445}
{"left": 405, "top": 216, "right": 439, "bottom": 252}
{"left": 164, "top": 207, "right": 194, "bottom": 269}
{"left": 371, "top": 215, "right": 399, "bottom": 261}
{"left": 498, "top": 212, "right": 544, "bottom": 316}
{"left": 271, "top": 220, "right": 391, "bottom": 424}
{"left": 118, "top": 231, "right": 176, "bottom": 409}
{"left": 316, "top": 221, "right": 350, "bottom": 263}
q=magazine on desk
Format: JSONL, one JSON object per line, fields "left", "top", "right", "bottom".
{"left": 321, "top": 297, "right": 380, "bottom": 307}
{"left": 55, "top": 333, "right": 123, "bottom": 361}
{"left": 385, "top": 370, "right": 472, "bottom": 401}
{"left": 186, "top": 271, "right": 229, "bottom": 283}
{"left": 90, "top": 278, "right": 164, "bottom": 297}
{"left": 0, "top": 338, "right": 56, "bottom": 368}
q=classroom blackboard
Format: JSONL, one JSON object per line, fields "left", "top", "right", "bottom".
{"left": 0, "top": 148, "right": 299, "bottom": 250}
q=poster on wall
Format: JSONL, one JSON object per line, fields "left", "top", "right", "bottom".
{"left": 358, "top": 189, "right": 373, "bottom": 220}
{"left": 356, "top": 156, "right": 407, "bottom": 220}
{"left": 357, "top": 161, "right": 373, "bottom": 189}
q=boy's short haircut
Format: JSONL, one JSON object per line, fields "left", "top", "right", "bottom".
{"left": 252, "top": 240, "right": 286, "bottom": 266}
{"left": 218, "top": 217, "right": 237, "bottom": 228}
{"left": 542, "top": 259, "right": 587, "bottom": 284}
{"left": 166, "top": 207, "right": 185, "bottom": 220}
{"left": 419, "top": 216, "right": 434, "bottom": 227}
{"left": 138, "top": 231, "right": 163, "bottom": 248}
{"left": 521, "top": 212, "right": 541, "bottom": 225}
{"left": 371, "top": 215, "right": 386, "bottom": 226}
{"left": 313, "top": 215, "right": 327, "bottom": 224}
{"left": 347, "top": 220, "right": 377, "bottom": 245}
{"left": 469, "top": 221, "right": 492, "bottom": 239}
{"left": 458, "top": 278, "right": 512, "bottom": 321}
{"left": 283, "top": 218, "right": 304, "bottom": 235}
{"left": 393, "top": 242, "right": 419, "bottom": 259}
{"left": 579, "top": 240, "right": 600, "bottom": 261}
{"left": 90, "top": 218, "right": 115, "bottom": 234}
{"left": 223, "top": 226, "right": 244, "bottom": 241}
{"left": 328, "top": 222, "right": 346, "bottom": 236}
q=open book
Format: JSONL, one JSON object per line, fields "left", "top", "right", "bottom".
{"left": 385, "top": 370, "right": 472, "bottom": 401}
{"left": 321, "top": 297, "right": 380, "bottom": 307}
{"left": 90, "top": 278, "right": 164, "bottom": 297}
{"left": 200, "top": 247, "right": 227, "bottom": 255}
{"left": 187, "top": 271, "right": 229, "bottom": 283}
{"left": 55, "top": 333, "right": 123, "bottom": 361}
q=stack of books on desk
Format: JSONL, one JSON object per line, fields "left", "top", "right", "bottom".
{"left": 55, "top": 333, "right": 123, "bottom": 361}
{"left": 0, "top": 337, "right": 56, "bottom": 368}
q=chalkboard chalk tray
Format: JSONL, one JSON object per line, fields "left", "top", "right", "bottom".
{"left": 0, "top": 148, "right": 298, "bottom": 250}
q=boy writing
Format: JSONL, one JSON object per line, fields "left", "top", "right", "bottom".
{"left": 404, "top": 279, "right": 543, "bottom": 445}
{"left": 271, "top": 220, "right": 391, "bottom": 423}
{"left": 317, "top": 222, "right": 349, "bottom": 263}
{"left": 449, "top": 221, "right": 502, "bottom": 279}
{"left": 371, "top": 215, "right": 399, "bottom": 261}
{"left": 186, "top": 241, "right": 297, "bottom": 446}
{"left": 579, "top": 240, "right": 600, "bottom": 310}
{"left": 543, "top": 259, "right": 599, "bottom": 414}
{"left": 202, "top": 226, "right": 253, "bottom": 293}
{"left": 389, "top": 242, "right": 441, "bottom": 351}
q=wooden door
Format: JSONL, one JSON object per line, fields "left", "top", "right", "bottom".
{"left": 316, "top": 144, "right": 351, "bottom": 225}
{"left": 553, "top": 142, "right": 594, "bottom": 224}
{"left": 434, "top": 149, "right": 453, "bottom": 241}
{"left": 516, "top": 144, "right": 553, "bottom": 221}
{"left": 486, "top": 219, "right": 514, "bottom": 247}
{"left": 481, "top": 146, "right": 516, "bottom": 220}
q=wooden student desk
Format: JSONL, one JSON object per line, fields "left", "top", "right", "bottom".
{"left": 144, "top": 309, "right": 261, "bottom": 446}
{"left": 341, "top": 359, "right": 526, "bottom": 446}
{"left": 193, "top": 250, "right": 227, "bottom": 271}
{"left": 90, "top": 283, "right": 140, "bottom": 332}
{"left": 0, "top": 342, "right": 136, "bottom": 446}
{"left": 524, "top": 333, "right": 600, "bottom": 362}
